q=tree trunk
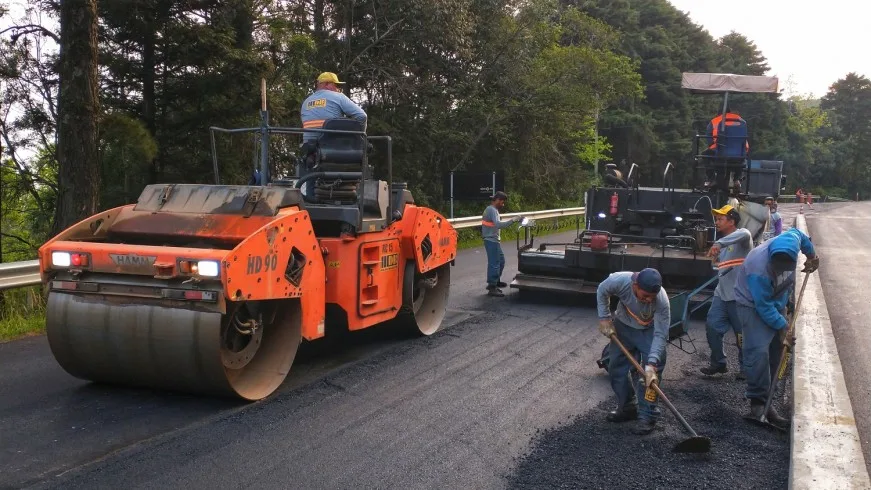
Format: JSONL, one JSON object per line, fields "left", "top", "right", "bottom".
{"left": 54, "top": 0, "right": 100, "bottom": 236}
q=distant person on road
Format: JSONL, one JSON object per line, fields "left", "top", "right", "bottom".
{"left": 733, "top": 228, "right": 819, "bottom": 428}
{"left": 481, "top": 191, "right": 521, "bottom": 297}
{"left": 597, "top": 268, "right": 670, "bottom": 435}
{"left": 700, "top": 205, "right": 752, "bottom": 379}
{"left": 795, "top": 188, "right": 804, "bottom": 204}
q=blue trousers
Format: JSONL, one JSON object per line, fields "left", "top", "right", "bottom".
{"left": 484, "top": 240, "right": 505, "bottom": 287}
{"left": 608, "top": 320, "right": 667, "bottom": 422}
{"left": 737, "top": 304, "right": 783, "bottom": 402}
{"left": 705, "top": 296, "right": 744, "bottom": 370}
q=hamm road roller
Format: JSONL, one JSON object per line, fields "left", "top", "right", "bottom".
{"left": 37, "top": 93, "right": 457, "bottom": 401}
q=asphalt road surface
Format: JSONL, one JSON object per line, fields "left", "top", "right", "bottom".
{"left": 1, "top": 228, "right": 790, "bottom": 489}
{"left": 805, "top": 201, "right": 871, "bottom": 475}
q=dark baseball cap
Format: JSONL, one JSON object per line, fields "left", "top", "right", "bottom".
{"left": 492, "top": 191, "right": 508, "bottom": 200}
{"left": 632, "top": 268, "right": 662, "bottom": 294}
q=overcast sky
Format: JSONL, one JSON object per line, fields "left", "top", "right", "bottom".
{"left": 667, "top": 0, "right": 866, "bottom": 98}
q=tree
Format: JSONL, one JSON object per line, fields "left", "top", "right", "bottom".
{"left": 820, "top": 73, "right": 871, "bottom": 195}
{"left": 54, "top": 0, "right": 100, "bottom": 234}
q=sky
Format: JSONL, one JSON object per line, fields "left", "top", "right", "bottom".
{"left": 667, "top": 0, "right": 867, "bottom": 99}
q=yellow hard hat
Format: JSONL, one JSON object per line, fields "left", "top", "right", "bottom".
{"left": 317, "top": 72, "right": 345, "bottom": 84}
{"left": 711, "top": 204, "right": 735, "bottom": 216}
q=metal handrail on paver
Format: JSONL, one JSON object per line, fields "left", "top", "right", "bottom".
{"left": 0, "top": 207, "right": 587, "bottom": 291}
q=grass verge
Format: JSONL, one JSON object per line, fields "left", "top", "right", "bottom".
{"left": 0, "top": 286, "right": 46, "bottom": 343}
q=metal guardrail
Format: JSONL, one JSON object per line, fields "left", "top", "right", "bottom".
{"left": 448, "top": 207, "right": 586, "bottom": 230}
{"left": 0, "top": 260, "right": 40, "bottom": 291}
{"left": 0, "top": 207, "right": 587, "bottom": 291}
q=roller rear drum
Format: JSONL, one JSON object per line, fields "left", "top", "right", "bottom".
{"left": 45, "top": 293, "right": 302, "bottom": 400}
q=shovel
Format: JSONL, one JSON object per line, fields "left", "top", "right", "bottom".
{"left": 744, "top": 270, "right": 811, "bottom": 432}
{"left": 609, "top": 334, "right": 712, "bottom": 453}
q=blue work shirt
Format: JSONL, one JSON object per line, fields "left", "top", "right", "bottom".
{"left": 300, "top": 89, "right": 367, "bottom": 142}
{"left": 734, "top": 228, "right": 816, "bottom": 330}
{"left": 596, "top": 271, "right": 671, "bottom": 366}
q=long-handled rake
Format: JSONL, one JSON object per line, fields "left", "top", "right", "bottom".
{"left": 609, "top": 334, "right": 712, "bottom": 453}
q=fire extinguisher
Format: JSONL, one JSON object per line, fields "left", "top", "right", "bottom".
{"left": 609, "top": 192, "right": 619, "bottom": 216}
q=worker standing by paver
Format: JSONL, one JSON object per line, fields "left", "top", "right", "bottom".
{"left": 701, "top": 205, "right": 753, "bottom": 379}
{"left": 597, "top": 268, "right": 670, "bottom": 435}
{"left": 733, "top": 228, "right": 819, "bottom": 427}
{"left": 769, "top": 202, "right": 782, "bottom": 236}
{"left": 481, "top": 191, "right": 521, "bottom": 297}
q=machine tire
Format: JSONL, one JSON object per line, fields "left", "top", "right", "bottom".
{"left": 394, "top": 261, "right": 450, "bottom": 336}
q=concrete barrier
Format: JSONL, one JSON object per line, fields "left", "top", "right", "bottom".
{"left": 790, "top": 214, "right": 871, "bottom": 489}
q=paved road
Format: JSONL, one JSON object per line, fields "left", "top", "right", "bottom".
{"left": 0, "top": 230, "right": 574, "bottom": 489}
{"left": 805, "top": 201, "right": 871, "bottom": 475}
{"left": 1, "top": 226, "right": 791, "bottom": 489}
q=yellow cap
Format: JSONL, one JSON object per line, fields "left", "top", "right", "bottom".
{"left": 711, "top": 204, "right": 735, "bottom": 216}
{"left": 317, "top": 72, "right": 345, "bottom": 84}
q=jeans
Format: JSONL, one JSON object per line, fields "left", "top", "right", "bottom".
{"left": 706, "top": 296, "right": 744, "bottom": 370}
{"left": 608, "top": 320, "right": 667, "bottom": 422}
{"left": 484, "top": 239, "right": 505, "bottom": 287}
{"left": 737, "top": 304, "right": 783, "bottom": 402}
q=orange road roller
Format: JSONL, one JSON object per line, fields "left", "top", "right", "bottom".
{"left": 37, "top": 110, "right": 457, "bottom": 401}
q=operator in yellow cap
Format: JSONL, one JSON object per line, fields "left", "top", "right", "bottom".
{"left": 300, "top": 72, "right": 367, "bottom": 143}
{"left": 700, "top": 204, "right": 753, "bottom": 380}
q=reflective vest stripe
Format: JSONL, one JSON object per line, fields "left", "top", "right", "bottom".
{"left": 303, "top": 119, "right": 326, "bottom": 128}
{"left": 715, "top": 258, "right": 746, "bottom": 269}
{"left": 624, "top": 306, "right": 654, "bottom": 326}
{"left": 482, "top": 220, "right": 495, "bottom": 227}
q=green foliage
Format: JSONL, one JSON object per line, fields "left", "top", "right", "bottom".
{"left": 0, "top": 287, "right": 46, "bottom": 342}
{"left": 99, "top": 112, "right": 158, "bottom": 208}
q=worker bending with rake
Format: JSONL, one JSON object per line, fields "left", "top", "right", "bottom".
{"left": 597, "top": 268, "right": 670, "bottom": 435}
{"left": 733, "top": 228, "right": 819, "bottom": 427}
{"left": 701, "top": 205, "right": 752, "bottom": 379}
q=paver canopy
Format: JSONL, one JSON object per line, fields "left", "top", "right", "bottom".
{"left": 681, "top": 73, "right": 780, "bottom": 93}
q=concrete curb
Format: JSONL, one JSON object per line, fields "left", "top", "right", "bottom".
{"left": 790, "top": 214, "right": 871, "bottom": 489}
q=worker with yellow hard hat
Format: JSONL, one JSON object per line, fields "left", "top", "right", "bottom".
{"left": 700, "top": 204, "right": 752, "bottom": 380}
{"left": 300, "top": 71, "right": 367, "bottom": 143}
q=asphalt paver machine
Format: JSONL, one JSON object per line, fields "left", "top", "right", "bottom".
{"left": 510, "top": 73, "right": 784, "bottom": 358}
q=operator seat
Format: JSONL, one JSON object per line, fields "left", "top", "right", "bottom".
{"left": 314, "top": 118, "right": 367, "bottom": 172}
{"left": 299, "top": 118, "right": 389, "bottom": 235}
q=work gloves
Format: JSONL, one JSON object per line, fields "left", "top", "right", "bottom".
{"left": 598, "top": 318, "right": 616, "bottom": 337}
{"left": 802, "top": 255, "right": 820, "bottom": 274}
{"left": 644, "top": 365, "right": 658, "bottom": 388}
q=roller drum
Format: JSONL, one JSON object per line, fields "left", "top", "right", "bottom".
{"left": 45, "top": 293, "right": 302, "bottom": 400}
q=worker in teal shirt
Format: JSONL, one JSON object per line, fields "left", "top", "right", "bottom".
{"left": 481, "top": 191, "right": 520, "bottom": 297}
{"left": 733, "top": 228, "right": 819, "bottom": 427}
{"left": 597, "top": 269, "right": 670, "bottom": 435}
{"left": 701, "top": 205, "right": 753, "bottom": 378}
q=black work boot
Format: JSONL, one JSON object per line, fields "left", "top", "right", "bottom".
{"left": 606, "top": 406, "right": 638, "bottom": 423}
{"left": 632, "top": 418, "right": 656, "bottom": 435}
{"left": 497, "top": 281, "right": 508, "bottom": 288}
{"left": 748, "top": 399, "right": 765, "bottom": 419}
{"left": 700, "top": 364, "right": 728, "bottom": 376}
{"left": 488, "top": 287, "right": 504, "bottom": 297}
{"left": 766, "top": 405, "right": 790, "bottom": 428}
